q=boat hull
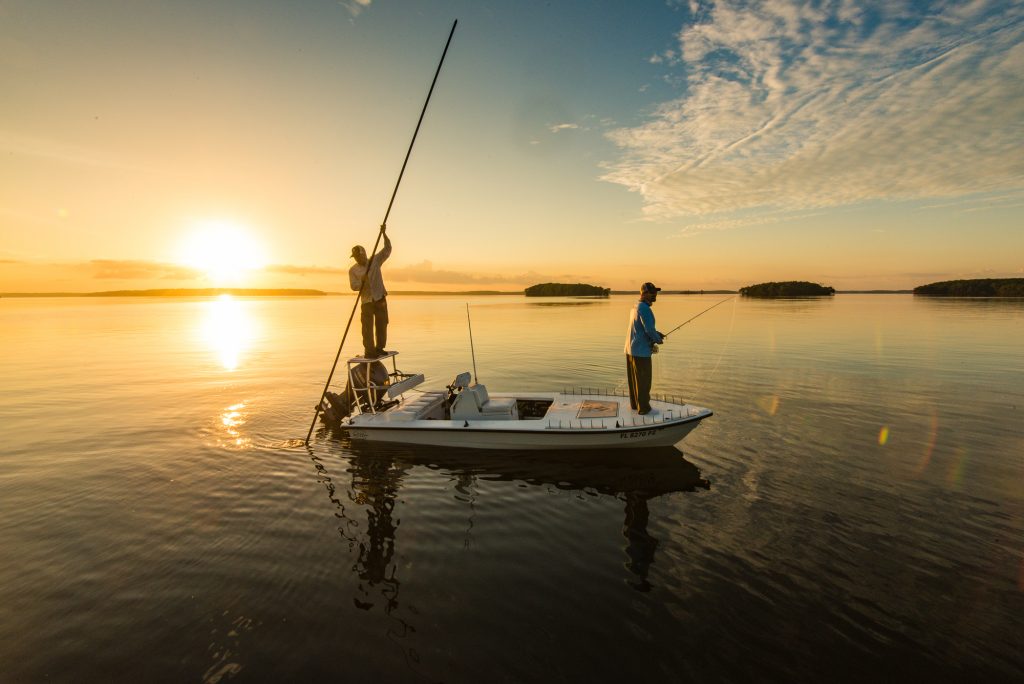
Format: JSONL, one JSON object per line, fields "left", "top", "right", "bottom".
{"left": 338, "top": 392, "right": 712, "bottom": 450}
{"left": 340, "top": 418, "right": 704, "bottom": 450}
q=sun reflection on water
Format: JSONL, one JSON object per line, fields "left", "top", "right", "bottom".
{"left": 220, "top": 402, "right": 251, "bottom": 449}
{"left": 200, "top": 295, "right": 258, "bottom": 371}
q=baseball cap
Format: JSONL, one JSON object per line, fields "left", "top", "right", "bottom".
{"left": 640, "top": 282, "right": 661, "bottom": 295}
{"left": 351, "top": 245, "right": 365, "bottom": 258}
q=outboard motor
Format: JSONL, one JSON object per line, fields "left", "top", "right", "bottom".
{"left": 320, "top": 361, "right": 390, "bottom": 426}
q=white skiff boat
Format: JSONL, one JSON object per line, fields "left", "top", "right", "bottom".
{"left": 320, "top": 351, "right": 713, "bottom": 450}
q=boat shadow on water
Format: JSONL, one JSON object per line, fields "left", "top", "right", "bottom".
{"left": 308, "top": 435, "right": 710, "bottom": 615}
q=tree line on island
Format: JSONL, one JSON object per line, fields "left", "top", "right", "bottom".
{"left": 737, "top": 278, "right": 1024, "bottom": 298}
{"left": 739, "top": 281, "right": 835, "bottom": 297}
{"left": 912, "top": 278, "right": 1024, "bottom": 297}
{"left": 524, "top": 283, "right": 610, "bottom": 297}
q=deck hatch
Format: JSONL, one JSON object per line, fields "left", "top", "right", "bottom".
{"left": 576, "top": 400, "right": 619, "bottom": 419}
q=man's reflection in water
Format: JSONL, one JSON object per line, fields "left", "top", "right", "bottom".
{"left": 623, "top": 492, "right": 658, "bottom": 592}
{"left": 348, "top": 449, "right": 409, "bottom": 613}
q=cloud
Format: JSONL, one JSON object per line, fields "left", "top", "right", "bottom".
{"left": 267, "top": 264, "right": 346, "bottom": 276}
{"left": 548, "top": 123, "right": 580, "bottom": 133}
{"left": 85, "top": 260, "right": 201, "bottom": 280}
{"left": 602, "top": 0, "right": 1024, "bottom": 221}
{"left": 675, "top": 209, "right": 824, "bottom": 236}
{"left": 0, "top": 130, "right": 145, "bottom": 171}
{"left": 339, "top": 0, "right": 372, "bottom": 17}
{"left": 385, "top": 260, "right": 575, "bottom": 286}
{"left": 268, "top": 260, "right": 586, "bottom": 287}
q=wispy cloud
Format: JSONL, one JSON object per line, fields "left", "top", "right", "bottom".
{"left": 267, "top": 264, "right": 346, "bottom": 276}
{"left": 86, "top": 260, "right": 201, "bottom": 280}
{"left": 603, "top": 0, "right": 1024, "bottom": 222}
{"left": 270, "top": 260, "right": 584, "bottom": 287}
{"left": 0, "top": 130, "right": 144, "bottom": 171}
{"left": 385, "top": 260, "right": 577, "bottom": 286}
{"left": 339, "top": 0, "right": 372, "bottom": 18}
{"left": 548, "top": 123, "right": 580, "bottom": 133}
{"left": 675, "top": 209, "right": 824, "bottom": 236}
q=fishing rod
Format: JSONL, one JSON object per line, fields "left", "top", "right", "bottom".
{"left": 304, "top": 19, "right": 458, "bottom": 446}
{"left": 662, "top": 296, "right": 733, "bottom": 337}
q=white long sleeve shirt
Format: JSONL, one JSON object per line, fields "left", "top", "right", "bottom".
{"left": 348, "top": 238, "right": 392, "bottom": 303}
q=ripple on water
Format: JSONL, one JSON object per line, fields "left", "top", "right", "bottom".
{"left": 2, "top": 295, "right": 1022, "bottom": 680}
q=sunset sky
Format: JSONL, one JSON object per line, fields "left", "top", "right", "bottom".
{"left": 2, "top": 0, "right": 1022, "bottom": 293}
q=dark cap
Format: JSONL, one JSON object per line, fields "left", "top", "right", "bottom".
{"left": 351, "top": 245, "right": 365, "bottom": 258}
{"left": 640, "top": 282, "right": 661, "bottom": 295}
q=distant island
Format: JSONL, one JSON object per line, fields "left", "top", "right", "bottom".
{"left": 913, "top": 278, "right": 1024, "bottom": 297}
{"left": 525, "top": 283, "right": 610, "bottom": 297}
{"left": 739, "top": 281, "right": 835, "bottom": 297}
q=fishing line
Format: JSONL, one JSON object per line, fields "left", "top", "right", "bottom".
{"left": 662, "top": 296, "right": 733, "bottom": 337}
{"left": 687, "top": 294, "right": 739, "bottom": 398}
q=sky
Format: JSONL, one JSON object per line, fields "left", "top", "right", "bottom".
{"left": 1, "top": 0, "right": 1022, "bottom": 292}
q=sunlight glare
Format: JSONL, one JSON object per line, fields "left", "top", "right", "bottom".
{"left": 179, "top": 219, "right": 267, "bottom": 284}
{"left": 200, "top": 294, "right": 258, "bottom": 371}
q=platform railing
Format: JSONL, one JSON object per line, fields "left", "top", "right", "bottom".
{"left": 559, "top": 387, "right": 693, "bottom": 407}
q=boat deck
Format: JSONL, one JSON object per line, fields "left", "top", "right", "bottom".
{"left": 342, "top": 388, "right": 713, "bottom": 450}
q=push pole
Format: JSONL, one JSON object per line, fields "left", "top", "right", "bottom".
{"left": 304, "top": 20, "right": 458, "bottom": 445}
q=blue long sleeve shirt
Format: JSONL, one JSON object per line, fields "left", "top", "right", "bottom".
{"left": 624, "top": 300, "right": 663, "bottom": 357}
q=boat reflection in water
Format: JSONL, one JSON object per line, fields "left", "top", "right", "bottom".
{"left": 310, "top": 439, "right": 710, "bottom": 619}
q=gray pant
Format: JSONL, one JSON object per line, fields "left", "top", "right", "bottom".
{"left": 626, "top": 354, "right": 652, "bottom": 412}
{"left": 360, "top": 297, "right": 388, "bottom": 356}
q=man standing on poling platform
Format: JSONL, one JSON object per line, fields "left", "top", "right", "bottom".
{"left": 625, "top": 282, "right": 665, "bottom": 415}
{"left": 349, "top": 228, "right": 392, "bottom": 359}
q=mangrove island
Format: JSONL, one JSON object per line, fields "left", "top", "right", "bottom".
{"left": 525, "top": 283, "right": 611, "bottom": 297}
{"left": 913, "top": 278, "right": 1024, "bottom": 297}
{"left": 739, "top": 281, "right": 835, "bottom": 297}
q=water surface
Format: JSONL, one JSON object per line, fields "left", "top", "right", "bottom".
{"left": 1, "top": 294, "right": 1021, "bottom": 681}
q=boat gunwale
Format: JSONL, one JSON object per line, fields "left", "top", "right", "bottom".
{"left": 341, "top": 409, "right": 713, "bottom": 436}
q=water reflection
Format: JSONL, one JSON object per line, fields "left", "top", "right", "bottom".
{"left": 198, "top": 295, "right": 258, "bottom": 370}
{"left": 311, "top": 442, "right": 710, "bottom": 609}
{"left": 219, "top": 402, "right": 251, "bottom": 450}
{"left": 400, "top": 447, "right": 712, "bottom": 592}
{"left": 347, "top": 450, "right": 410, "bottom": 613}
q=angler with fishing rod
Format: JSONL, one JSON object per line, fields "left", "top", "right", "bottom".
{"left": 625, "top": 291, "right": 733, "bottom": 417}
{"left": 625, "top": 282, "right": 666, "bottom": 416}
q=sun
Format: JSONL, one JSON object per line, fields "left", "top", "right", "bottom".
{"left": 178, "top": 219, "right": 267, "bottom": 285}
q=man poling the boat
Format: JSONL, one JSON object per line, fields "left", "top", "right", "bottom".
{"left": 625, "top": 282, "right": 666, "bottom": 416}
{"left": 350, "top": 228, "right": 393, "bottom": 359}
{"left": 303, "top": 20, "right": 458, "bottom": 446}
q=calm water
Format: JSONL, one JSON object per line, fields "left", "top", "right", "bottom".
{"left": 1, "top": 294, "right": 1021, "bottom": 682}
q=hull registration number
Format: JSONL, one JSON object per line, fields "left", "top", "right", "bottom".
{"left": 621, "top": 429, "right": 657, "bottom": 439}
